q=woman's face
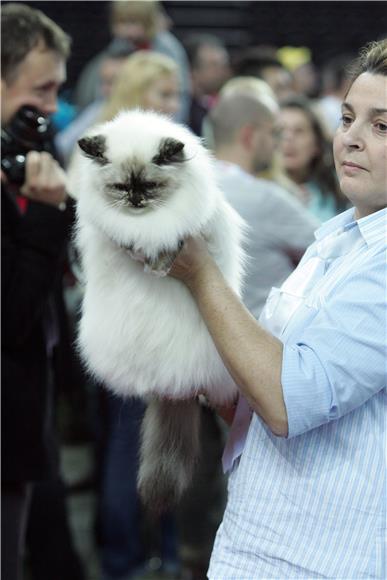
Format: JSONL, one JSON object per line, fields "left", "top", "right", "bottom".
{"left": 277, "top": 107, "right": 319, "bottom": 178}
{"left": 333, "top": 72, "right": 387, "bottom": 218}
{"left": 142, "top": 74, "right": 180, "bottom": 116}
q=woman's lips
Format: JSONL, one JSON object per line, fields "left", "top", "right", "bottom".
{"left": 342, "top": 161, "right": 367, "bottom": 174}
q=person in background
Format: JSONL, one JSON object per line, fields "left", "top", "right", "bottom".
{"left": 213, "top": 76, "right": 302, "bottom": 198}
{"left": 56, "top": 42, "right": 135, "bottom": 166}
{"left": 98, "top": 50, "right": 180, "bottom": 123}
{"left": 168, "top": 38, "right": 387, "bottom": 579}
{"left": 69, "top": 50, "right": 181, "bottom": 580}
{"left": 51, "top": 94, "right": 77, "bottom": 133}
{"left": 73, "top": 0, "right": 190, "bottom": 123}
{"left": 232, "top": 45, "right": 295, "bottom": 102}
{"left": 208, "top": 78, "right": 319, "bottom": 318}
{"left": 183, "top": 33, "right": 231, "bottom": 135}
{"left": 277, "top": 96, "right": 347, "bottom": 221}
{"left": 1, "top": 4, "right": 84, "bottom": 580}
{"left": 318, "top": 53, "right": 356, "bottom": 136}
{"left": 277, "top": 45, "right": 320, "bottom": 99}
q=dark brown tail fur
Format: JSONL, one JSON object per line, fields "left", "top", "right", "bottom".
{"left": 137, "top": 398, "right": 201, "bottom": 513}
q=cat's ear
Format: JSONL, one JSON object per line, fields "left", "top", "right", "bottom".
{"left": 78, "top": 135, "right": 108, "bottom": 165}
{"left": 153, "top": 138, "right": 185, "bottom": 166}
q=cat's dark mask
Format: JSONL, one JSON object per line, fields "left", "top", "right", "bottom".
{"left": 152, "top": 138, "right": 185, "bottom": 166}
{"left": 78, "top": 135, "right": 109, "bottom": 165}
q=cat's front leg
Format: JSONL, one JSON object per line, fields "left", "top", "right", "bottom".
{"left": 144, "top": 242, "right": 184, "bottom": 277}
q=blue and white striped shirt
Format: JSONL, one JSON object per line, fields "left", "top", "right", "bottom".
{"left": 208, "top": 207, "right": 387, "bottom": 579}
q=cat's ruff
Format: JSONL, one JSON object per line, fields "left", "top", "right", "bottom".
{"left": 75, "top": 109, "right": 246, "bottom": 405}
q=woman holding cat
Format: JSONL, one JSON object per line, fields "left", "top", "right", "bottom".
{"left": 169, "top": 39, "right": 387, "bottom": 578}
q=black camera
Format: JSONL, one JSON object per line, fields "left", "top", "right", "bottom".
{"left": 1, "top": 105, "right": 53, "bottom": 186}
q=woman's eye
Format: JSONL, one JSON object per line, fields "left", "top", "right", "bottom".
{"left": 340, "top": 115, "right": 353, "bottom": 127}
{"left": 375, "top": 122, "right": 387, "bottom": 133}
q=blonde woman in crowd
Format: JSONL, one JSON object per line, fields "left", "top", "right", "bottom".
{"left": 74, "top": 0, "right": 190, "bottom": 122}
{"left": 67, "top": 50, "right": 180, "bottom": 194}
{"left": 99, "top": 49, "right": 180, "bottom": 122}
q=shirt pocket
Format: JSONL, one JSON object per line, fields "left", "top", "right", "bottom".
{"left": 280, "top": 300, "right": 320, "bottom": 342}
{"left": 260, "top": 286, "right": 308, "bottom": 338}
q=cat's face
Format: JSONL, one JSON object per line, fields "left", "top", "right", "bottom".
{"left": 78, "top": 134, "right": 186, "bottom": 213}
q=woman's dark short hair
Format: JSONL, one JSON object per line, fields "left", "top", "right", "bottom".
{"left": 1, "top": 3, "right": 71, "bottom": 83}
{"left": 347, "top": 38, "right": 387, "bottom": 90}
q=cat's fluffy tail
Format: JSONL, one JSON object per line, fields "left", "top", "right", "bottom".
{"left": 138, "top": 398, "right": 201, "bottom": 512}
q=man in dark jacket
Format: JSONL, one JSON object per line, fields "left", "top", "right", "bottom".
{"left": 1, "top": 5, "right": 79, "bottom": 579}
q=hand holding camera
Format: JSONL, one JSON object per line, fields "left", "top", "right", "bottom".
{"left": 20, "top": 150, "right": 68, "bottom": 209}
{"left": 1, "top": 105, "right": 68, "bottom": 209}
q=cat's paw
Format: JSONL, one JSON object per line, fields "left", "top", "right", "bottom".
{"left": 144, "top": 242, "right": 184, "bottom": 277}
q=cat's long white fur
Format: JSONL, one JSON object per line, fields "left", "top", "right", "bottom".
{"left": 75, "top": 109, "right": 246, "bottom": 404}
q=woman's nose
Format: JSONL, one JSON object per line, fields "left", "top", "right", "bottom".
{"left": 341, "top": 122, "right": 365, "bottom": 149}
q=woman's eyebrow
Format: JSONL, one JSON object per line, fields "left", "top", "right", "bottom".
{"left": 341, "top": 102, "right": 387, "bottom": 115}
{"left": 341, "top": 102, "right": 354, "bottom": 112}
{"left": 370, "top": 107, "right": 387, "bottom": 115}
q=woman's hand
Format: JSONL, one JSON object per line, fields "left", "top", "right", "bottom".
{"left": 170, "top": 234, "right": 286, "bottom": 437}
{"left": 168, "top": 235, "right": 213, "bottom": 289}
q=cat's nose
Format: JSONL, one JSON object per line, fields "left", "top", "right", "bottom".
{"left": 130, "top": 196, "right": 144, "bottom": 208}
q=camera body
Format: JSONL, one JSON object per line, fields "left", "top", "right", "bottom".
{"left": 1, "top": 105, "right": 53, "bottom": 186}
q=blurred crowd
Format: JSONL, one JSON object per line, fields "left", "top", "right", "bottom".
{"left": 2, "top": 2, "right": 368, "bottom": 580}
{"left": 58, "top": 1, "right": 353, "bottom": 221}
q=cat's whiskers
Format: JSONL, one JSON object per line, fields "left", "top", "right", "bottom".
{"left": 106, "top": 196, "right": 127, "bottom": 210}
{"left": 150, "top": 198, "right": 167, "bottom": 210}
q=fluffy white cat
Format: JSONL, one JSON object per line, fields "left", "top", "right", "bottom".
{"left": 74, "top": 109, "right": 245, "bottom": 508}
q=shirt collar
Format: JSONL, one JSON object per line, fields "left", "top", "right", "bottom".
{"left": 356, "top": 207, "right": 387, "bottom": 248}
{"left": 315, "top": 207, "right": 387, "bottom": 249}
{"left": 314, "top": 208, "right": 355, "bottom": 241}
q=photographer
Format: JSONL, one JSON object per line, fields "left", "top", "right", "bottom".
{"left": 1, "top": 5, "right": 83, "bottom": 580}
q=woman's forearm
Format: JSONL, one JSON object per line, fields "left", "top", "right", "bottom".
{"left": 187, "top": 258, "right": 288, "bottom": 437}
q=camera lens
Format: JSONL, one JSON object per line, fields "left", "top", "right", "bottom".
{"left": 6, "top": 106, "right": 51, "bottom": 149}
{"left": 1, "top": 154, "right": 26, "bottom": 185}
{"left": 1, "top": 105, "right": 52, "bottom": 186}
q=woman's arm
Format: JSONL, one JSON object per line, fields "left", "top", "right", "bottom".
{"left": 170, "top": 237, "right": 288, "bottom": 437}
